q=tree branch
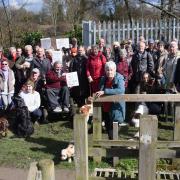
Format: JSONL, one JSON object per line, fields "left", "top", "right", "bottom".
{"left": 139, "top": 0, "right": 180, "bottom": 20}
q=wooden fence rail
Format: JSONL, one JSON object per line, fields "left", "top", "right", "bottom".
{"left": 74, "top": 94, "right": 180, "bottom": 180}
{"left": 82, "top": 18, "right": 180, "bottom": 47}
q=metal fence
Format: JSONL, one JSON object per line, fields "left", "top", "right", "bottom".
{"left": 82, "top": 18, "right": 180, "bottom": 47}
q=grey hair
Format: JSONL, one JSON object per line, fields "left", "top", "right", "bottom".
{"left": 25, "top": 45, "right": 32, "bottom": 51}
{"left": 105, "top": 61, "right": 116, "bottom": 71}
{"left": 91, "top": 45, "right": 99, "bottom": 50}
{"left": 53, "top": 61, "right": 62, "bottom": 67}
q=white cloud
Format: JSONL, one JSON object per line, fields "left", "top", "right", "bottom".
{"left": 9, "top": 0, "right": 43, "bottom": 12}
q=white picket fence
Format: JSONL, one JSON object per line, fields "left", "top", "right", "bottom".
{"left": 82, "top": 18, "right": 180, "bottom": 47}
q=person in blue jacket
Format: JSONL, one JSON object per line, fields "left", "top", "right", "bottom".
{"left": 95, "top": 61, "right": 125, "bottom": 139}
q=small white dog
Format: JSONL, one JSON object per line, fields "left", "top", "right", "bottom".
{"left": 61, "top": 144, "right": 75, "bottom": 163}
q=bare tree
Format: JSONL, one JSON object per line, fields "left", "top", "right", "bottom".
{"left": 44, "top": 0, "right": 63, "bottom": 36}
{"left": 1, "top": 0, "right": 12, "bottom": 46}
{"left": 139, "top": 0, "right": 180, "bottom": 20}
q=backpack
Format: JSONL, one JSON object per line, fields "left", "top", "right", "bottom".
{"left": 12, "top": 96, "right": 34, "bottom": 137}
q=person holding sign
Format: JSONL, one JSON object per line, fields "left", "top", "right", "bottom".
{"left": 45, "top": 61, "right": 70, "bottom": 113}
{"left": 69, "top": 46, "right": 89, "bottom": 107}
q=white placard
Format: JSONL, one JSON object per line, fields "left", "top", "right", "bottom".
{"left": 40, "top": 38, "right": 51, "bottom": 49}
{"left": 52, "top": 50, "right": 62, "bottom": 64}
{"left": 66, "top": 72, "right": 79, "bottom": 88}
{"left": 56, "top": 38, "right": 69, "bottom": 49}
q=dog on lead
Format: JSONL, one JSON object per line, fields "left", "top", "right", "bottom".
{"left": 0, "top": 117, "right": 9, "bottom": 137}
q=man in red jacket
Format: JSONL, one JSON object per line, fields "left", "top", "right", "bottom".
{"left": 46, "top": 61, "right": 70, "bottom": 113}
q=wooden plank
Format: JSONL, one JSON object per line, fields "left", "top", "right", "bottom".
{"left": 141, "top": 18, "right": 144, "bottom": 38}
{"left": 94, "top": 94, "right": 180, "bottom": 103}
{"left": 145, "top": 19, "right": 149, "bottom": 42}
{"left": 158, "top": 141, "right": 180, "bottom": 148}
{"left": 102, "top": 21, "right": 106, "bottom": 43}
{"left": 174, "top": 103, "right": 180, "bottom": 140}
{"left": 117, "top": 20, "right": 120, "bottom": 42}
{"left": 127, "top": 20, "right": 130, "bottom": 39}
{"left": 139, "top": 115, "right": 158, "bottom": 180}
{"left": 173, "top": 103, "right": 180, "bottom": 170}
{"left": 168, "top": 19, "right": 171, "bottom": 42}
{"left": 113, "top": 122, "right": 119, "bottom": 166}
{"left": 150, "top": 19, "right": 153, "bottom": 39}
{"left": 88, "top": 147, "right": 138, "bottom": 158}
{"left": 173, "top": 18, "right": 176, "bottom": 39}
{"left": 107, "top": 21, "right": 111, "bottom": 45}
{"left": 136, "top": 20, "right": 139, "bottom": 42}
{"left": 112, "top": 21, "right": 116, "bottom": 42}
{"left": 98, "top": 21, "right": 101, "bottom": 40}
{"left": 155, "top": 19, "right": 158, "bottom": 40}
{"left": 74, "top": 114, "right": 88, "bottom": 180}
{"left": 93, "top": 140, "right": 139, "bottom": 147}
{"left": 132, "top": 19, "right": 135, "bottom": 43}
{"left": 177, "top": 20, "right": 180, "bottom": 41}
{"left": 156, "top": 149, "right": 180, "bottom": 159}
{"left": 93, "top": 139, "right": 180, "bottom": 148}
{"left": 93, "top": 21, "right": 96, "bottom": 45}
{"left": 122, "top": 18, "right": 125, "bottom": 40}
{"left": 93, "top": 106, "right": 102, "bottom": 163}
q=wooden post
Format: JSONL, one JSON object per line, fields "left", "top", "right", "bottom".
{"left": 74, "top": 114, "right": 88, "bottom": 180}
{"left": 27, "top": 162, "right": 38, "bottom": 180}
{"left": 139, "top": 115, "right": 158, "bottom": 180}
{"left": 93, "top": 106, "right": 102, "bottom": 163}
{"left": 37, "top": 159, "right": 55, "bottom": 180}
{"left": 173, "top": 103, "right": 180, "bottom": 169}
{"left": 113, "top": 122, "right": 119, "bottom": 166}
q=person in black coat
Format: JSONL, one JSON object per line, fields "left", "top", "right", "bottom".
{"left": 130, "top": 41, "right": 154, "bottom": 93}
{"left": 174, "top": 57, "right": 180, "bottom": 92}
{"left": 69, "top": 46, "right": 90, "bottom": 107}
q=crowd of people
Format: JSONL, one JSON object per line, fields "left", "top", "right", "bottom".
{"left": 0, "top": 36, "right": 180, "bottom": 139}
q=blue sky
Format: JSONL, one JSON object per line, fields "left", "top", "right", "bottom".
{"left": 9, "top": 0, "right": 43, "bottom": 12}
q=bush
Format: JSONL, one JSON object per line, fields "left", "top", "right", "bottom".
{"left": 64, "top": 25, "right": 82, "bottom": 45}
{"left": 21, "top": 31, "right": 43, "bottom": 47}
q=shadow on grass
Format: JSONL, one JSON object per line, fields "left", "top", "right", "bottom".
{"left": 25, "top": 136, "right": 70, "bottom": 165}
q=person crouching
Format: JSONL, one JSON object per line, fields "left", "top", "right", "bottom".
{"left": 95, "top": 61, "right": 125, "bottom": 140}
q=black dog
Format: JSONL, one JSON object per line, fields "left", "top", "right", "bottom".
{"left": 12, "top": 96, "right": 34, "bottom": 137}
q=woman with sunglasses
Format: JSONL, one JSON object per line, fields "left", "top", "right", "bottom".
{"left": 0, "top": 60, "right": 15, "bottom": 109}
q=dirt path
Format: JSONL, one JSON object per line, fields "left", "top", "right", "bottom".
{"left": 0, "top": 167, "right": 75, "bottom": 180}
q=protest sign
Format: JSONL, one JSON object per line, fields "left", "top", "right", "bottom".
{"left": 66, "top": 72, "right": 79, "bottom": 87}
{"left": 52, "top": 50, "right": 62, "bottom": 64}
{"left": 40, "top": 38, "right": 51, "bottom": 49}
{"left": 56, "top": 38, "right": 69, "bottom": 49}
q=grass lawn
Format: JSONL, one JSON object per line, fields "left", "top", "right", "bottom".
{"left": 0, "top": 115, "right": 175, "bottom": 172}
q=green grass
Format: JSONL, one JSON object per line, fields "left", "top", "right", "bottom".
{"left": 0, "top": 116, "right": 175, "bottom": 172}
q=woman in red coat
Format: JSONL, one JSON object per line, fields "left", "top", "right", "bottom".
{"left": 86, "top": 45, "right": 106, "bottom": 94}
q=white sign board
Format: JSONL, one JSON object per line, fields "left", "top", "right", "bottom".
{"left": 56, "top": 38, "right": 69, "bottom": 49}
{"left": 66, "top": 72, "right": 79, "bottom": 88}
{"left": 40, "top": 38, "right": 51, "bottom": 49}
{"left": 52, "top": 50, "right": 62, "bottom": 64}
